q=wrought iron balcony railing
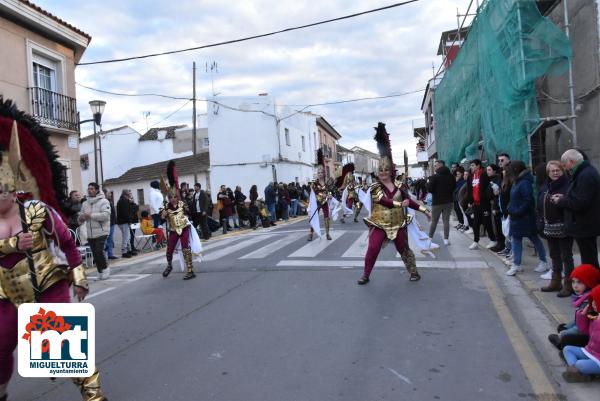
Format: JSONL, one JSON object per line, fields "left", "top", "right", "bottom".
{"left": 29, "top": 87, "right": 78, "bottom": 131}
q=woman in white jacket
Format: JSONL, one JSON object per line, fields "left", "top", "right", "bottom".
{"left": 79, "top": 182, "right": 111, "bottom": 279}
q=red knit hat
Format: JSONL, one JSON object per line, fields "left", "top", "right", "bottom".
{"left": 570, "top": 264, "right": 600, "bottom": 289}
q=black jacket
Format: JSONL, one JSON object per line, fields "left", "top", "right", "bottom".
{"left": 108, "top": 198, "right": 116, "bottom": 225}
{"left": 557, "top": 161, "right": 600, "bottom": 238}
{"left": 116, "top": 196, "right": 132, "bottom": 225}
{"left": 427, "top": 166, "right": 455, "bottom": 205}
{"left": 234, "top": 190, "right": 247, "bottom": 206}
{"left": 63, "top": 199, "right": 82, "bottom": 229}
{"left": 536, "top": 175, "right": 569, "bottom": 234}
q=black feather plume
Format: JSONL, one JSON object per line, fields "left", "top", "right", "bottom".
{"left": 374, "top": 122, "right": 393, "bottom": 163}
{"left": 317, "top": 148, "right": 324, "bottom": 167}
{"left": 166, "top": 160, "right": 177, "bottom": 188}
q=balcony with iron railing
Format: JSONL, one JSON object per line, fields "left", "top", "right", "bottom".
{"left": 28, "top": 87, "right": 78, "bottom": 131}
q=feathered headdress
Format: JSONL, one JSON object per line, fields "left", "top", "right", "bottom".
{"left": 160, "top": 160, "right": 179, "bottom": 197}
{"left": 0, "top": 98, "right": 68, "bottom": 214}
{"left": 337, "top": 162, "right": 355, "bottom": 188}
{"left": 316, "top": 148, "right": 326, "bottom": 174}
{"left": 317, "top": 148, "right": 324, "bottom": 167}
{"left": 374, "top": 122, "right": 394, "bottom": 172}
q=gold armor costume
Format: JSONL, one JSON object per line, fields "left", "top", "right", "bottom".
{"left": 0, "top": 202, "right": 87, "bottom": 307}
{"left": 161, "top": 200, "right": 190, "bottom": 235}
{"left": 0, "top": 110, "right": 106, "bottom": 401}
{"left": 364, "top": 182, "right": 415, "bottom": 240}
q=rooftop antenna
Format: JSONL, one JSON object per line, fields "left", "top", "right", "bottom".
{"left": 142, "top": 111, "right": 151, "bottom": 133}
{"left": 206, "top": 61, "right": 220, "bottom": 96}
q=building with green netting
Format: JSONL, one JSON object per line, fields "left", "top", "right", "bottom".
{"left": 426, "top": 0, "right": 600, "bottom": 170}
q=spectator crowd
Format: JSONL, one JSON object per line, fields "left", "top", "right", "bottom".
{"left": 422, "top": 148, "right": 600, "bottom": 382}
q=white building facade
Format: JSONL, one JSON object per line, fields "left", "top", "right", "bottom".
{"left": 207, "top": 95, "right": 320, "bottom": 199}
{"left": 79, "top": 125, "right": 209, "bottom": 189}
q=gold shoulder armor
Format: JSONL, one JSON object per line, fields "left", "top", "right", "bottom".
{"left": 369, "top": 182, "right": 384, "bottom": 202}
{"left": 25, "top": 201, "right": 47, "bottom": 232}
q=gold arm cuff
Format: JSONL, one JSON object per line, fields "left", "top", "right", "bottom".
{"left": 69, "top": 264, "right": 89, "bottom": 291}
{"left": 0, "top": 236, "right": 19, "bottom": 255}
{"left": 392, "top": 200, "right": 403, "bottom": 208}
{"left": 418, "top": 205, "right": 429, "bottom": 213}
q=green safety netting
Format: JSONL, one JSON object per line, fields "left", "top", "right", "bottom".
{"left": 434, "top": 0, "right": 572, "bottom": 165}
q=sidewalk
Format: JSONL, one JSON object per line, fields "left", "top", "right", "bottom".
{"left": 456, "top": 226, "right": 579, "bottom": 327}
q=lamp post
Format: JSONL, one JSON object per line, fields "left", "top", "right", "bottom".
{"left": 79, "top": 100, "right": 106, "bottom": 185}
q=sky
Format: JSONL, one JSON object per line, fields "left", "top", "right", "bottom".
{"left": 35, "top": 0, "right": 474, "bottom": 163}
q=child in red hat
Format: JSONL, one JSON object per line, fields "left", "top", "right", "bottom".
{"left": 549, "top": 264, "right": 600, "bottom": 351}
{"left": 562, "top": 283, "right": 600, "bottom": 382}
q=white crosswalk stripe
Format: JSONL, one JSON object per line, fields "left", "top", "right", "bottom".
{"left": 288, "top": 230, "right": 347, "bottom": 258}
{"left": 342, "top": 231, "right": 368, "bottom": 258}
{"left": 239, "top": 233, "right": 300, "bottom": 259}
{"left": 277, "top": 260, "right": 489, "bottom": 269}
{"left": 203, "top": 234, "right": 276, "bottom": 261}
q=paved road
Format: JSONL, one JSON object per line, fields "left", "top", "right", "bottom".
{"left": 11, "top": 216, "right": 576, "bottom": 401}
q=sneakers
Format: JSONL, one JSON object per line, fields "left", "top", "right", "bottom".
{"left": 122, "top": 252, "right": 132, "bottom": 258}
{"left": 485, "top": 241, "right": 497, "bottom": 249}
{"left": 99, "top": 268, "right": 111, "bottom": 280}
{"left": 490, "top": 243, "right": 504, "bottom": 252}
{"left": 468, "top": 242, "right": 479, "bottom": 250}
{"left": 506, "top": 264, "right": 523, "bottom": 276}
{"left": 540, "top": 269, "right": 553, "bottom": 280}
{"left": 534, "top": 261, "right": 549, "bottom": 273}
{"left": 443, "top": 239, "right": 450, "bottom": 246}
{"left": 465, "top": 228, "right": 473, "bottom": 234}
{"left": 497, "top": 248, "right": 510, "bottom": 256}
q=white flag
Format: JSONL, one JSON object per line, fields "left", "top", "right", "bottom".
{"left": 340, "top": 188, "right": 353, "bottom": 216}
{"left": 358, "top": 187, "right": 372, "bottom": 217}
{"left": 329, "top": 196, "right": 341, "bottom": 221}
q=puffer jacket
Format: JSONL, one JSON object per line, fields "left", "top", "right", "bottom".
{"left": 80, "top": 192, "right": 111, "bottom": 239}
{"left": 508, "top": 169, "right": 537, "bottom": 237}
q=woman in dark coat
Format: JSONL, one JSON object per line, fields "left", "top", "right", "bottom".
{"left": 537, "top": 160, "right": 574, "bottom": 295}
{"left": 506, "top": 161, "right": 548, "bottom": 276}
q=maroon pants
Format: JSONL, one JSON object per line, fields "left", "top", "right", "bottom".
{"left": 166, "top": 226, "right": 190, "bottom": 262}
{"left": 0, "top": 280, "right": 71, "bottom": 385}
{"left": 363, "top": 227, "right": 408, "bottom": 278}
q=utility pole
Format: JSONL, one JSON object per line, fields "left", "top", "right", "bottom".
{"left": 193, "top": 61, "right": 197, "bottom": 183}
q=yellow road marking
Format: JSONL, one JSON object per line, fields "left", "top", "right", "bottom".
{"left": 480, "top": 269, "right": 559, "bottom": 401}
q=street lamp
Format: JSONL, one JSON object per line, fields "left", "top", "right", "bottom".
{"left": 79, "top": 100, "right": 106, "bottom": 185}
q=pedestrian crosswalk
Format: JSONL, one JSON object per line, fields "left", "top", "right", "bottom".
{"left": 288, "top": 230, "right": 347, "bottom": 257}
{"left": 145, "top": 228, "right": 489, "bottom": 270}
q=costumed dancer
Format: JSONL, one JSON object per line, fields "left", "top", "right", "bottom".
{"left": 0, "top": 99, "right": 107, "bottom": 401}
{"left": 339, "top": 163, "right": 359, "bottom": 223}
{"left": 308, "top": 149, "right": 332, "bottom": 241}
{"left": 358, "top": 122, "right": 432, "bottom": 285}
{"left": 160, "top": 161, "right": 200, "bottom": 280}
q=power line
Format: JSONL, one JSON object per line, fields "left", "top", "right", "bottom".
{"left": 147, "top": 100, "right": 192, "bottom": 129}
{"left": 78, "top": 0, "right": 420, "bottom": 66}
{"left": 284, "top": 89, "right": 426, "bottom": 107}
{"left": 76, "top": 82, "right": 190, "bottom": 100}
{"left": 79, "top": 80, "right": 424, "bottom": 107}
